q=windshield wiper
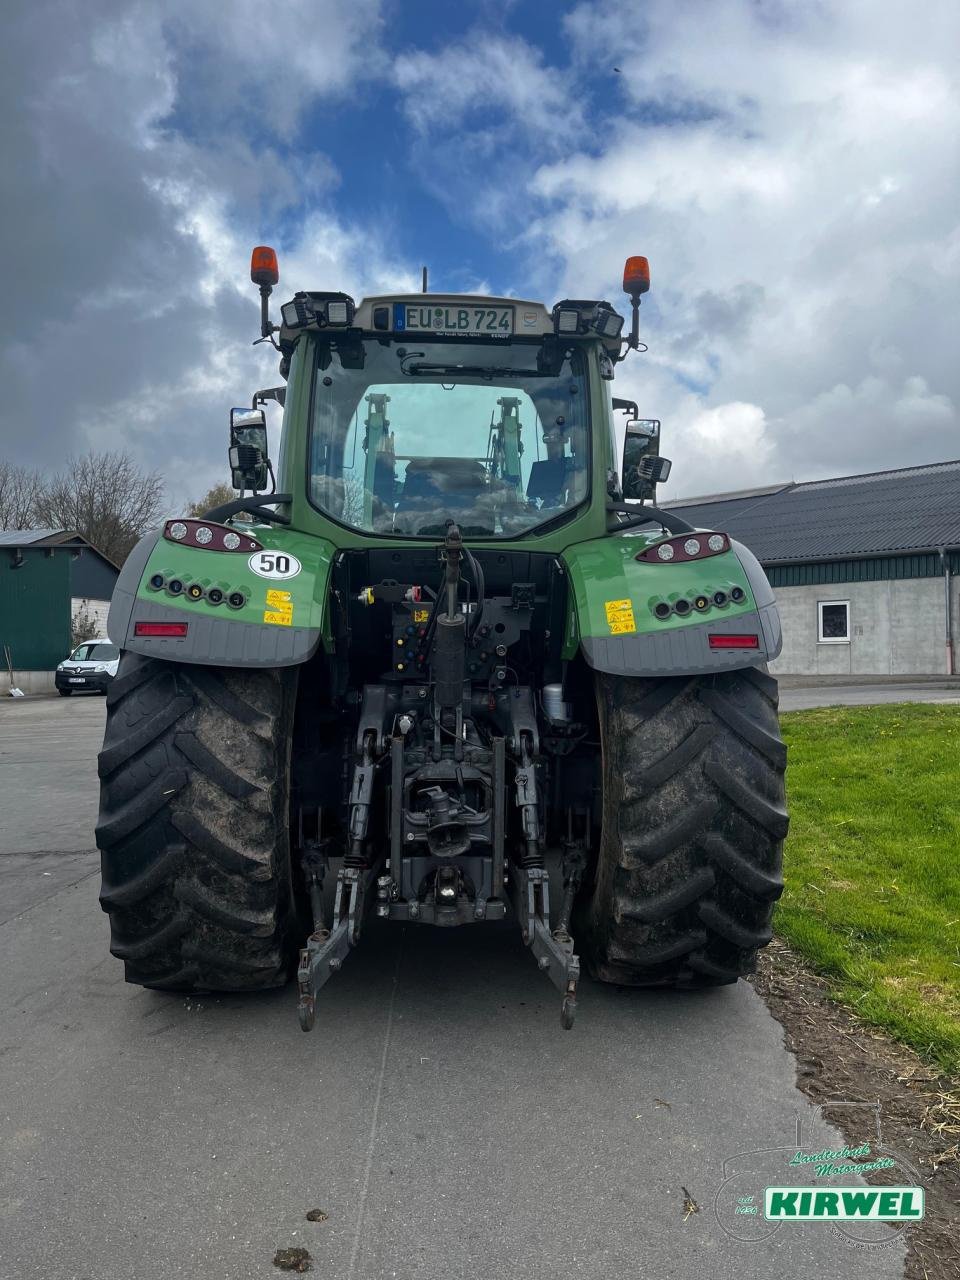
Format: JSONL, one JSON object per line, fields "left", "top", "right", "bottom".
{"left": 403, "top": 362, "right": 552, "bottom": 380}
{"left": 413, "top": 522, "right": 495, "bottom": 536}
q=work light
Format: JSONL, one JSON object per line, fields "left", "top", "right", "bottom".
{"left": 593, "top": 307, "right": 624, "bottom": 339}
{"left": 281, "top": 300, "right": 310, "bottom": 328}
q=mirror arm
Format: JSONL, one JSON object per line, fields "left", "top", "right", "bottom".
{"left": 606, "top": 502, "right": 695, "bottom": 535}
{"left": 203, "top": 495, "right": 293, "bottom": 525}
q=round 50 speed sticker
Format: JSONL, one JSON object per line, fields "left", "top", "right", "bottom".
{"left": 248, "top": 550, "right": 302, "bottom": 580}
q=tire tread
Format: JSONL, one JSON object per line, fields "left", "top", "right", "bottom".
{"left": 97, "top": 653, "right": 301, "bottom": 992}
{"left": 578, "top": 665, "right": 787, "bottom": 988}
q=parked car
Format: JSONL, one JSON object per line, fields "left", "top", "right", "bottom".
{"left": 55, "top": 638, "right": 120, "bottom": 695}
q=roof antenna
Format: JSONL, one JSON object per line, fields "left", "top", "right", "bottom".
{"left": 422, "top": 266, "right": 428, "bottom": 293}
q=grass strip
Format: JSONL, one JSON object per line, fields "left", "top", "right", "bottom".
{"left": 777, "top": 703, "right": 960, "bottom": 1073}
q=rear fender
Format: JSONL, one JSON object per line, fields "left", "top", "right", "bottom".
{"left": 107, "top": 524, "right": 335, "bottom": 667}
{"left": 561, "top": 534, "right": 781, "bottom": 676}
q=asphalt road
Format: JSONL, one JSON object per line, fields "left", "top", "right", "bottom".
{"left": 0, "top": 694, "right": 907, "bottom": 1279}
{"left": 779, "top": 682, "right": 960, "bottom": 711}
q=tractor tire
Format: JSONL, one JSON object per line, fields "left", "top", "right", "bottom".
{"left": 576, "top": 666, "right": 787, "bottom": 987}
{"left": 96, "top": 653, "right": 303, "bottom": 992}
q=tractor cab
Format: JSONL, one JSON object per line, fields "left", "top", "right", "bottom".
{"left": 274, "top": 292, "right": 626, "bottom": 543}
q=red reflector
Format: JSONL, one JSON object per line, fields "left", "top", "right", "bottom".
{"left": 134, "top": 622, "right": 188, "bottom": 637}
{"left": 709, "top": 634, "right": 759, "bottom": 649}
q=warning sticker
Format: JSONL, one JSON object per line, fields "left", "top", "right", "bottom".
{"left": 604, "top": 598, "right": 637, "bottom": 635}
{"left": 264, "top": 588, "right": 293, "bottom": 627}
{"left": 412, "top": 608, "right": 430, "bottom": 623}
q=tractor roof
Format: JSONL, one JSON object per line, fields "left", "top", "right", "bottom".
{"left": 277, "top": 292, "right": 623, "bottom": 353}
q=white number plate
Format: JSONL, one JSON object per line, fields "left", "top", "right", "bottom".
{"left": 248, "top": 551, "right": 302, "bottom": 580}
{"left": 396, "top": 303, "right": 514, "bottom": 337}
{"left": 69, "top": 677, "right": 85, "bottom": 684}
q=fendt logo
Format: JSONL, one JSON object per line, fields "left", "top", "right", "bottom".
{"left": 765, "top": 1187, "right": 924, "bottom": 1221}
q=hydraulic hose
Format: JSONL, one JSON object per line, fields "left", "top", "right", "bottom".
{"left": 463, "top": 546, "right": 485, "bottom": 636}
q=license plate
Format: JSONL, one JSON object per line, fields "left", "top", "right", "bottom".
{"left": 68, "top": 677, "right": 85, "bottom": 684}
{"left": 394, "top": 303, "right": 514, "bottom": 337}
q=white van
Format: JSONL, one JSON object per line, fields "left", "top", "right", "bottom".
{"left": 55, "top": 638, "right": 121, "bottom": 695}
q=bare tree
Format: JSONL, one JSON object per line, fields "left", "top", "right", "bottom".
{"left": 34, "top": 452, "right": 165, "bottom": 565}
{"left": 71, "top": 601, "right": 100, "bottom": 647}
{"left": 0, "top": 462, "right": 44, "bottom": 529}
{"left": 187, "top": 482, "right": 235, "bottom": 517}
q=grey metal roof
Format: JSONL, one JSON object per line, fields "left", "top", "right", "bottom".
{"left": 0, "top": 528, "right": 65, "bottom": 546}
{"left": 665, "top": 460, "right": 960, "bottom": 563}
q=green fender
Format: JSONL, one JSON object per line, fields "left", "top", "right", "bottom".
{"left": 560, "top": 532, "right": 782, "bottom": 676}
{"left": 107, "top": 524, "right": 336, "bottom": 667}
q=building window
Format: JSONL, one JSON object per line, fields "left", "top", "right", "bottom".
{"left": 818, "top": 600, "right": 850, "bottom": 643}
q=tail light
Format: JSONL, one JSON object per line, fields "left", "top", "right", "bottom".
{"left": 163, "top": 519, "right": 262, "bottom": 552}
{"left": 708, "top": 634, "right": 759, "bottom": 650}
{"left": 637, "top": 532, "right": 729, "bottom": 563}
{"left": 135, "top": 622, "right": 188, "bottom": 638}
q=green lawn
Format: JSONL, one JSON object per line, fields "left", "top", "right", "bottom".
{"left": 777, "top": 703, "right": 960, "bottom": 1074}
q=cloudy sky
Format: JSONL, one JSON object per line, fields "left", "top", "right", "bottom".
{"left": 2, "top": 0, "right": 957, "bottom": 504}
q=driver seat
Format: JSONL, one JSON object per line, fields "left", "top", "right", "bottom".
{"left": 397, "top": 457, "right": 488, "bottom": 515}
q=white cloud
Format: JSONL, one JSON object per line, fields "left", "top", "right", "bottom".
{"left": 394, "top": 33, "right": 578, "bottom": 140}
{"left": 529, "top": 0, "right": 960, "bottom": 490}
{"left": 163, "top": 0, "right": 386, "bottom": 139}
{"left": 3, "top": 0, "right": 958, "bottom": 514}
{"left": 0, "top": 0, "right": 411, "bottom": 504}
{"left": 390, "top": 31, "right": 585, "bottom": 240}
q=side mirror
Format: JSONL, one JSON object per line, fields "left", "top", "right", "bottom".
{"left": 627, "top": 417, "right": 659, "bottom": 439}
{"left": 229, "top": 407, "right": 269, "bottom": 493}
{"left": 622, "top": 418, "right": 669, "bottom": 500}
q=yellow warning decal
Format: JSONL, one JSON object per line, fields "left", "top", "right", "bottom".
{"left": 604, "top": 598, "right": 636, "bottom": 635}
{"left": 412, "top": 608, "right": 430, "bottom": 623}
{"left": 264, "top": 588, "right": 293, "bottom": 627}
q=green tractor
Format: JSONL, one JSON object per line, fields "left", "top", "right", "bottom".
{"left": 96, "top": 249, "right": 787, "bottom": 1029}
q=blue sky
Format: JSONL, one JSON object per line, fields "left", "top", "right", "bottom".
{"left": 2, "top": 0, "right": 958, "bottom": 504}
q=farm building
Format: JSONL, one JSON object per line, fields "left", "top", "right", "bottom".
{"left": 667, "top": 460, "right": 960, "bottom": 677}
{"left": 0, "top": 529, "right": 119, "bottom": 692}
